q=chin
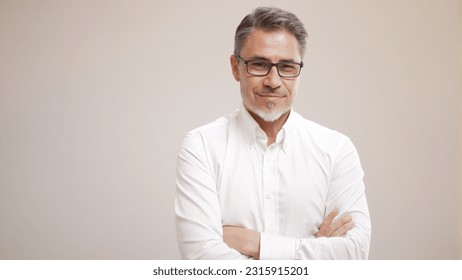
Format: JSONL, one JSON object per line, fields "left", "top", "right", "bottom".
{"left": 251, "top": 106, "right": 290, "bottom": 122}
{"left": 243, "top": 94, "right": 293, "bottom": 122}
{"left": 256, "top": 110, "right": 283, "bottom": 122}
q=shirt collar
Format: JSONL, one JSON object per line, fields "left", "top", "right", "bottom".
{"left": 237, "top": 103, "right": 297, "bottom": 149}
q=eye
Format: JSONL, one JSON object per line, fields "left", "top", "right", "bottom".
{"left": 279, "top": 63, "right": 297, "bottom": 71}
{"left": 248, "top": 61, "right": 270, "bottom": 70}
{"left": 278, "top": 63, "right": 299, "bottom": 74}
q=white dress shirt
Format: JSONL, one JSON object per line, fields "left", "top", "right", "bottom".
{"left": 175, "top": 105, "right": 371, "bottom": 259}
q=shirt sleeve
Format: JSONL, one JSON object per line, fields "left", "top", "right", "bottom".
{"left": 175, "top": 132, "right": 250, "bottom": 260}
{"left": 260, "top": 136, "right": 371, "bottom": 260}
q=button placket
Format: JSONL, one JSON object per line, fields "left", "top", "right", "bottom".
{"left": 262, "top": 146, "right": 279, "bottom": 234}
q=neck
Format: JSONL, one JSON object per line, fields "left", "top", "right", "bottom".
{"left": 248, "top": 109, "right": 290, "bottom": 146}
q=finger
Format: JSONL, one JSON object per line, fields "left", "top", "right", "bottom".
{"left": 331, "top": 221, "right": 355, "bottom": 237}
{"left": 329, "top": 214, "right": 352, "bottom": 234}
{"left": 319, "top": 209, "right": 339, "bottom": 229}
{"left": 318, "top": 214, "right": 352, "bottom": 237}
{"left": 316, "top": 209, "right": 339, "bottom": 237}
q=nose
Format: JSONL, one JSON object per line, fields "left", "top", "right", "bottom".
{"left": 263, "top": 65, "right": 282, "bottom": 89}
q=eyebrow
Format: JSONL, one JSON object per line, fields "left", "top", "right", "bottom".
{"left": 247, "top": 55, "right": 298, "bottom": 63}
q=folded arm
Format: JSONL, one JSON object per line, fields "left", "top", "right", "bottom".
{"left": 224, "top": 137, "right": 371, "bottom": 260}
{"left": 223, "top": 194, "right": 370, "bottom": 259}
{"left": 223, "top": 209, "right": 354, "bottom": 259}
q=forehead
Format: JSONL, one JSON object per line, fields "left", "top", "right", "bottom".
{"left": 240, "top": 28, "right": 301, "bottom": 61}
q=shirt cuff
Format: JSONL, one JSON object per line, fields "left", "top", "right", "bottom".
{"left": 259, "top": 232, "right": 297, "bottom": 260}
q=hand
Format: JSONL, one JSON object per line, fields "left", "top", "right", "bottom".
{"left": 316, "top": 209, "right": 354, "bottom": 238}
{"left": 222, "top": 226, "right": 260, "bottom": 259}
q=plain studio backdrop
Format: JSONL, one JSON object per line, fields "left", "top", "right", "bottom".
{"left": 0, "top": 0, "right": 461, "bottom": 259}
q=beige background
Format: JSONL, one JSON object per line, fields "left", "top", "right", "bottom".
{"left": 0, "top": 0, "right": 460, "bottom": 259}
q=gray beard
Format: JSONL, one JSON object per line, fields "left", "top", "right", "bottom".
{"left": 252, "top": 101, "right": 290, "bottom": 122}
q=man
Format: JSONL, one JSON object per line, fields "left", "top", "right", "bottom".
{"left": 175, "top": 7, "right": 371, "bottom": 259}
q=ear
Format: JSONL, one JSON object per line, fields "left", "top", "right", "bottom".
{"left": 230, "top": 55, "right": 240, "bottom": 81}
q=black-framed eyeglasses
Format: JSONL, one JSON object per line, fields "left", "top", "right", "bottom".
{"left": 236, "top": 55, "right": 303, "bottom": 78}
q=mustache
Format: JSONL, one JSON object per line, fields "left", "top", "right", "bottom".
{"left": 255, "top": 87, "right": 287, "bottom": 96}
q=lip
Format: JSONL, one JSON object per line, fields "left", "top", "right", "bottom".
{"left": 255, "top": 93, "right": 285, "bottom": 98}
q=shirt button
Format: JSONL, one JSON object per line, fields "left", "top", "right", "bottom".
{"left": 266, "top": 194, "right": 273, "bottom": 200}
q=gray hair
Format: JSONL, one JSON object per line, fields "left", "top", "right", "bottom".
{"left": 233, "top": 7, "right": 308, "bottom": 57}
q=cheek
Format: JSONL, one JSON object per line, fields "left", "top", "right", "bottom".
{"left": 285, "top": 80, "right": 299, "bottom": 96}
{"left": 240, "top": 78, "right": 257, "bottom": 96}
